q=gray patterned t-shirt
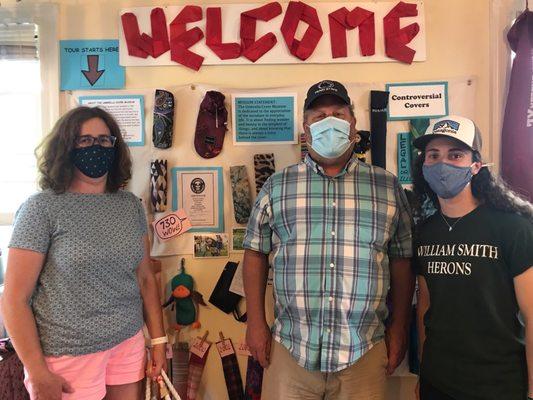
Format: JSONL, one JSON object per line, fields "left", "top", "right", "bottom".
{"left": 9, "top": 190, "right": 147, "bottom": 356}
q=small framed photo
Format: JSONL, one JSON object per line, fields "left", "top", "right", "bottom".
{"left": 231, "top": 228, "right": 246, "bottom": 253}
{"left": 193, "top": 234, "right": 229, "bottom": 258}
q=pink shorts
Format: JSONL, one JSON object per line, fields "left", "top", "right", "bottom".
{"left": 25, "top": 330, "right": 146, "bottom": 400}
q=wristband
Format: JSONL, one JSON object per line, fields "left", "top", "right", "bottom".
{"left": 150, "top": 336, "right": 168, "bottom": 346}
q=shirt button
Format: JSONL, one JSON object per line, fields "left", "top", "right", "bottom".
{"left": 329, "top": 262, "right": 335, "bottom": 268}
{"left": 327, "top": 328, "right": 331, "bottom": 333}
{"left": 328, "top": 296, "right": 333, "bottom": 302}
{"left": 332, "top": 201, "right": 337, "bottom": 207}
{"left": 331, "top": 231, "right": 336, "bottom": 236}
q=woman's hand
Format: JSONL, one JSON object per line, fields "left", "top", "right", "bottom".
{"left": 29, "top": 369, "right": 74, "bottom": 400}
{"left": 146, "top": 343, "right": 167, "bottom": 380}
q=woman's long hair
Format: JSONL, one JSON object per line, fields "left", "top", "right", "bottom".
{"left": 412, "top": 150, "right": 533, "bottom": 223}
{"left": 36, "top": 106, "right": 132, "bottom": 193}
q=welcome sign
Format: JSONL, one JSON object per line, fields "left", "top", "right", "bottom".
{"left": 119, "top": 1, "right": 426, "bottom": 69}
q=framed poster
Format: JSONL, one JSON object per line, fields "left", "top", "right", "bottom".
{"left": 171, "top": 167, "right": 224, "bottom": 232}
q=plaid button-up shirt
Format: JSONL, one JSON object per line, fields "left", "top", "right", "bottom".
{"left": 243, "top": 155, "right": 413, "bottom": 372}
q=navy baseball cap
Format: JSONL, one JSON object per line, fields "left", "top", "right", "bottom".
{"left": 304, "top": 80, "right": 351, "bottom": 111}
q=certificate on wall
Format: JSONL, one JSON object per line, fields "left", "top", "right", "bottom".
{"left": 232, "top": 93, "right": 297, "bottom": 145}
{"left": 171, "top": 167, "right": 224, "bottom": 232}
{"left": 78, "top": 95, "right": 145, "bottom": 146}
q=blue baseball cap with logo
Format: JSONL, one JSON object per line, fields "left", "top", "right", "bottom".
{"left": 413, "top": 115, "right": 482, "bottom": 151}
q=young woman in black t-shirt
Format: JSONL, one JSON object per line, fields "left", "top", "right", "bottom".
{"left": 411, "top": 116, "right": 533, "bottom": 400}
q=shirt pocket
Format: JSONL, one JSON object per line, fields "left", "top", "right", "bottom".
{"left": 356, "top": 197, "right": 397, "bottom": 251}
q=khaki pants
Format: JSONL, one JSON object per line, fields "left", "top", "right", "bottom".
{"left": 262, "top": 340, "right": 388, "bottom": 400}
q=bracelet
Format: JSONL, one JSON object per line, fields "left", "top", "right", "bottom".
{"left": 150, "top": 336, "right": 168, "bottom": 346}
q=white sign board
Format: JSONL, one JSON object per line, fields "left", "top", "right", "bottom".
{"left": 386, "top": 81, "right": 449, "bottom": 120}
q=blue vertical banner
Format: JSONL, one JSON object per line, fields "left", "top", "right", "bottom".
{"left": 60, "top": 40, "right": 125, "bottom": 90}
{"left": 398, "top": 132, "right": 413, "bottom": 185}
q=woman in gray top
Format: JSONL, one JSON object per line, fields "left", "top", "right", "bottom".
{"left": 1, "top": 107, "right": 166, "bottom": 400}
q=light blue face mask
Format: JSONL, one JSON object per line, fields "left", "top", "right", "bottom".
{"left": 422, "top": 162, "right": 474, "bottom": 199}
{"left": 308, "top": 116, "right": 352, "bottom": 159}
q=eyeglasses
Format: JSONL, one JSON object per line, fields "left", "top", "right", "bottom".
{"left": 75, "top": 135, "right": 117, "bottom": 148}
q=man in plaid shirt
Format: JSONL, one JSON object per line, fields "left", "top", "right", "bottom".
{"left": 243, "top": 80, "right": 414, "bottom": 399}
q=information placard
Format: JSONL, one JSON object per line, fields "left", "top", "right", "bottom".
{"left": 232, "top": 93, "right": 297, "bottom": 145}
{"left": 79, "top": 95, "right": 145, "bottom": 146}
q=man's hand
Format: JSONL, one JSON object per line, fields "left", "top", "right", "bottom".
{"left": 29, "top": 369, "right": 74, "bottom": 400}
{"left": 385, "top": 322, "right": 408, "bottom": 375}
{"left": 246, "top": 320, "right": 272, "bottom": 368}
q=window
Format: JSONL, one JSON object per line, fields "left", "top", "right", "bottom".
{"left": 0, "top": 57, "right": 42, "bottom": 215}
{"left": 0, "top": 4, "right": 58, "bottom": 284}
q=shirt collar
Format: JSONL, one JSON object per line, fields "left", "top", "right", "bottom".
{"left": 304, "top": 153, "right": 359, "bottom": 177}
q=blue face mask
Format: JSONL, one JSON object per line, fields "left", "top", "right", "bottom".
{"left": 422, "top": 162, "right": 474, "bottom": 199}
{"left": 71, "top": 145, "right": 115, "bottom": 178}
{"left": 308, "top": 116, "right": 352, "bottom": 159}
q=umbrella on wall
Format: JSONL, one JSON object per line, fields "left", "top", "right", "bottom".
{"left": 187, "top": 331, "right": 211, "bottom": 400}
{"left": 217, "top": 332, "right": 244, "bottom": 400}
{"left": 501, "top": 3, "right": 533, "bottom": 199}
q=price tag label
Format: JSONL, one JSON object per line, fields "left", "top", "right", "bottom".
{"left": 216, "top": 339, "right": 235, "bottom": 357}
{"left": 166, "top": 343, "right": 173, "bottom": 359}
{"left": 236, "top": 342, "right": 252, "bottom": 356}
{"left": 190, "top": 337, "right": 211, "bottom": 358}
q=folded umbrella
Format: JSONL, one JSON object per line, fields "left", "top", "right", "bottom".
{"left": 187, "top": 331, "right": 211, "bottom": 400}
{"left": 217, "top": 332, "right": 244, "bottom": 400}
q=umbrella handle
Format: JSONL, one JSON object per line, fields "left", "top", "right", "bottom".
{"left": 161, "top": 369, "right": 182, "bottom": 400}
{"left": 145, "top": 376, "right": 151, "bottom": 400}
{"left": 144, "top": 371, "right": 181, "bottom": 400}
{"left": 157, "top": 376, "right": 172, "bottom": 400}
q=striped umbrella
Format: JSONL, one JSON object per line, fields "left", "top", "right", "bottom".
{"left": 187, "top": 331, "right": 211, "bottom": 400}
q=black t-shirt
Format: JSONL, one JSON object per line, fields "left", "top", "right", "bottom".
{"left": 415, "top": 205, "right": 533, "bottom": 400}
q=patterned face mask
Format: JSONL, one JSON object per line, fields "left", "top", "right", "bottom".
{"left": 71, "top": 145, "right": 115, "bottom": 178}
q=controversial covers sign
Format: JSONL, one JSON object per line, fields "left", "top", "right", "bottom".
{"left": 119, "top": 1, "right": 426, "bottom": 70}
